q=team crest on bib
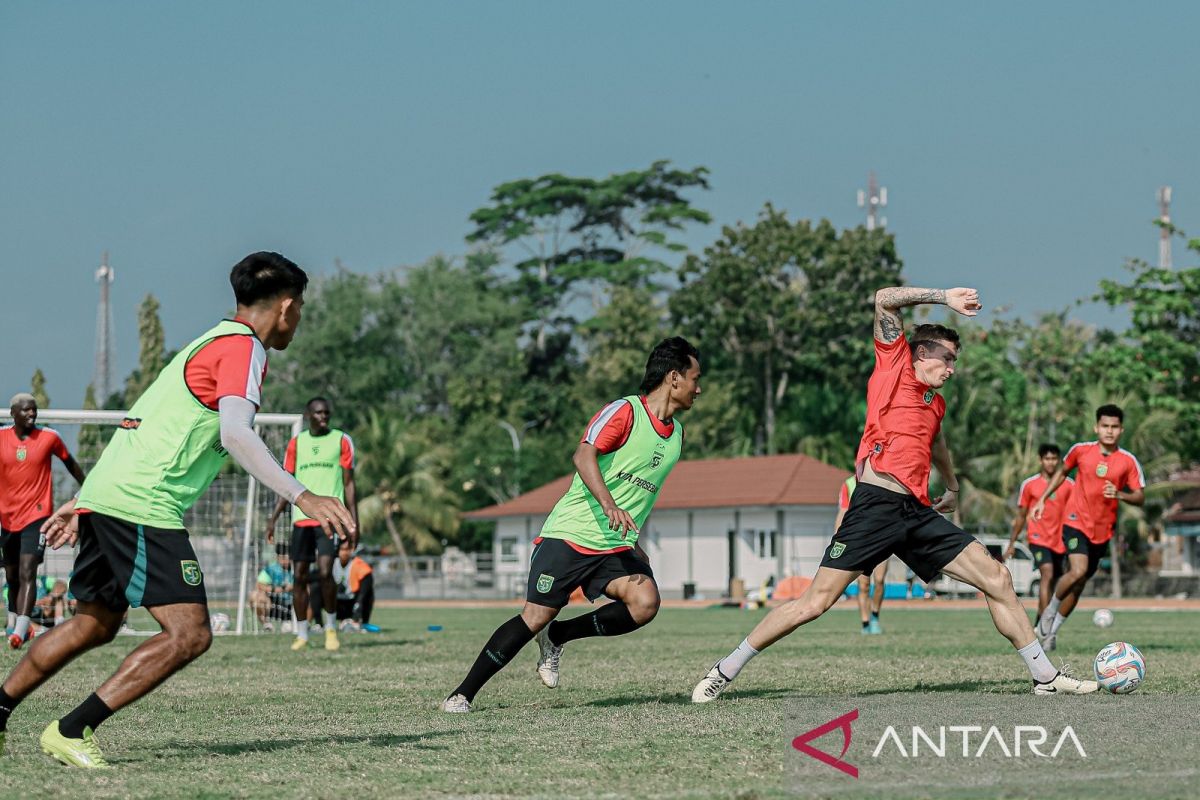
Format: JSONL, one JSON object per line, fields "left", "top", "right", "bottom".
{"left": 15, "top": 446, "right": 26, "bottom": 462}
{"left": 312, "top": 446, "right": 320, "bottom": 456}
{"left": 180, "top": 560, "right": 203, "bottom": 586}
{"left": 922, "top": 390, "right": 934, "bottom": 404}
{"left": 536, "top": 573, "right": 555, "bottom": 593}
{"left": 829, "top": 542, "right": 847, "bottom": 559}
{"left": 1096, "top": 463, "right": 1109, "bottom": 478}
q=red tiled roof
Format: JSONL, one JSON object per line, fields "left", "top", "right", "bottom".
{"left": 463, "top": 454, "right": 851, "bottom": 519}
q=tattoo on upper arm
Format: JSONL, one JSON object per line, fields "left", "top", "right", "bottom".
{"left": 876, "top": 308, "right": 903, "bottom": 343}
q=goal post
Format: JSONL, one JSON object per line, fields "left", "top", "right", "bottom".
{"left": 11, "top": 408, "right": 302, "bottom": 635}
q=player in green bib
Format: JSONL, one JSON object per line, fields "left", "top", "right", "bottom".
{"left": 442, "top": 337, "right": 701, "bottom": 713}
{"left": 0, "top": 253, "right": 356, "bottom": 767}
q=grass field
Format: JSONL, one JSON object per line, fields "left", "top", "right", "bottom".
{"left": 1, "top": 603, "right": 1197, "bottom": 799}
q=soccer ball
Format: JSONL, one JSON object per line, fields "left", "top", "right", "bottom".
{"left": 210, "top": 612, "right": 231, "bottom": 633}
{"left": 1093, "top": 641, "right": 1145, "bottom": 694}
{"left": 1092, "top": 608, "right": 1114, "bottom": 628}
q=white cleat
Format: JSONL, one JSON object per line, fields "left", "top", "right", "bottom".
{"left": 440, "top": 693, "right": 472, "bottom": 713}
{"left": 535, "top": 627, "right": 563, "bottom": 688}
{"left": 1036, "top": 619, "right": 1056, "bottom": 651}
{"left": 691, "top": 664, "right": 733, "bottom": 703}
{"left": 1033, "top": 664, "right": 1098, "bottom": 696}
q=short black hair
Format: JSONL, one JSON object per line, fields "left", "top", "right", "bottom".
{"left": 909, "top": 323, "right": 961, "bottom": 356}
{"left": 1096, "top": 404, "right": 1124, "bottom": 423}
{"left": 306, "top": 396, "right": 330, "bottom": 410}
{"left": 275, "top": 542, "right": 289, "bottom": 558}
{"left": 230, "top": 252, "right": 308, "bottom": 307}
{"left": 639, "top": 337, "right": 700, "bottom": 394}
{"left": 1037, "top": 443, "right": 1061, "bottom": 458}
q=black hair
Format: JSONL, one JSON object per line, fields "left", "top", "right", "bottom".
{"left": 275, "top": 542, "right": 289, "bottom": 558}
{"left": 1037, "top": 443, "right": 1061, "bottom": 458}
{"left": 1096, "top": 404, "right": 1124, "bottom": 423}
{"left": 230, "top": 252, "right": 308, "bottom": 307}
{"left": 306, "top": 396, "right": 330, "bottom": 410}
{"left": 909, "top": 323, "right": 961, "bottom": 357}
{"left": 639, "top": 337, "right": 700, "bottom": 394}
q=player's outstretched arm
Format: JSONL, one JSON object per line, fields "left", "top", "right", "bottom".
{"left": 873, "top": 287, "right": 982, "bottom": 343}
{"left": 1005, "top": 505, "right": 1028, "bottom": 560}
{"left": 572, "top": 442, "right": 638, "bottom": 537}
{"left": 930, "top": 430, "right": 961, "bottom": 513}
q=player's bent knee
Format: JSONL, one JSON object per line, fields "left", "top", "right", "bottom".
{"left": 629, "top": 596, "right": 661, "bottom": 625}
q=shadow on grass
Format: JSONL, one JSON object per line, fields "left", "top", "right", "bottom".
{"left": 342, "top": 638, "right": 420, "bottom": 650}
{"left": 581, "top": 687, "right": 797, "bottom": 708}
{"left": 153, "top": 730, "right": 454, "bottom": 758}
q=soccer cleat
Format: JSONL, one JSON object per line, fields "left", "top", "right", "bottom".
{"left": 290, "top": 636, "right": 309, "bottom": 651}
{"left": 7, "top": 627, "right": 34, "bottom": 650}
{"left": 534, "top": 627, "right": 563, "bottom": 688}
{"left": 1033, "top": 664, "right": 1098, "bottom": 696}
{"left": 324, "top": 629, "right": 340, "bottom": 651}
{"left": 40, "top": 722, "right": 110, "bottom": 768}
{"left": 867, "top": 618, "right": 883, "bottom": 635}
{"left": 691, "top": 663, "right": 733, "bottom": 703}
{"left": 262, "top": 621, "right": 274, "bottom": 633}
{"left": 1042, "top": 632, "right": 1057, "bottom": 652}
{"left": 440, "top": 693, "right": 472, "bottom": 713}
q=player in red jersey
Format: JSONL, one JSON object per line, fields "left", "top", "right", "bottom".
{"left": 1005, "top": 444, "right": 1074, "bottom": 619}
{"left": 1, "top": 394, "right": 87, "bottom": 648}
{"left": 1032, "top": 405, "right": 1144, "bottom": 650}
{"left": 692, "top": 286, "right": 1098, "bottom": 702}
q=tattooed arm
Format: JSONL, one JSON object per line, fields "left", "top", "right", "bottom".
{"left": 873, "top": 287, "right": 982, "bottom": 343}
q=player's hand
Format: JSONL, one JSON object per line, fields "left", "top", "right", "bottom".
{"left": 1031, "top": 499, "right": 1046, "bottom": 521}
{"left": 945, "top": 288, "right": 982, "bottom": 317}
{"left": 932, "top": 488, "right": 958, "bottom": 513}
{"left": 1003, "top": 544, "right": 1015, "bottom": 561}
{"left": 265, "top": 521, "right": 276, "bottom": 545}
{"left": 1103, "top": 480, "right": 1118, "bottom": 499}
{"left": 295, "top": 491, "right": 356, "bottom": 541}
{"left": 40, "top": 498, "right": 80, "bottom": 549}
{"left": 601, "top": 503, "right": 639, "bottom": 539}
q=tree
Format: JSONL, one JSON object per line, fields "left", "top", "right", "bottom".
{"left": 77, "top": 384, "right": 107, "bottom": 464}
{"left": 124, "top": 294, "right": 166, "bottom": 406}
{"left": 30, "top": 368, "right": 49, "bottom": 407}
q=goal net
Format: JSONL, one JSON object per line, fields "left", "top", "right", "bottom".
{"left": 11, "top": 408, "right": 301, "bottom": 635}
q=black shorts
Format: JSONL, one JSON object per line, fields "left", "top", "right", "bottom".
{"left": 1030, "top": 544, "right": 1065, "bottom": 576}
{"left": 71, "top": 512, "right": 208, "bottom": 611}
{"left": 290, "top": 524, "right": 339, "bottom": 563}
{"left": 819, "top": 483, "right": 975, "bottom": 582}
{"left": 1, "top": 517, "right": 49, "bottom": 563}
{"left": 526, "top": 537, "right": 655, "bottom": 609}
{"left": 1062, "top": 525, "right": 1108, "bottom": 578}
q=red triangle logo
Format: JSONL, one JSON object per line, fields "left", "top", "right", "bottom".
{"left": 791, "top": 708, "right": 858, "bottom": 778}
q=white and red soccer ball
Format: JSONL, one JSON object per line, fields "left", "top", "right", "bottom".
{"left": 1093, "top": 641, "right": 1145, "bottom": 694}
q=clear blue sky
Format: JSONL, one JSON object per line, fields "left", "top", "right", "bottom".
{"left": 2, "top": 2, "right": 1196, "bottom": 409}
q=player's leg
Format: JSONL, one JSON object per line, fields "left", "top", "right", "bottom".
{"left": 1035, "top": 554, "right": 1057, "bottom": 619}
{"left": 289, "top": 526, "right": 315, "bottom": 648}
{"left": 315, "top": 537, "right": 339, "bottom": 650}
{"left": 867, "top": 560, "right": 887, "bottom": 633}
{"left": 1037, "top": 528, "right": 1090, "bottom": 646}
{"left": 856, "top": 574, "right": 871, "bottom": 631}
{"left": 3, "top": 534, "right": 20, "bottom": 634}
{"left": 357, "top": 573, "right": 375, "bottom": 625}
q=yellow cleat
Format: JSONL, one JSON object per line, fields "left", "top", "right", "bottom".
{"left": 40, "top": 721, "right": 110, "bottom": 768}
{"left": 290, "top": 636, "right": 309, "bottom": 651}
{"left": 324, "top": 629, "right": 340, "bottom": 651}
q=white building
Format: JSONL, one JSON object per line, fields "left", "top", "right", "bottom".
{"left": 466, "top": 454, "right": 849, "bottom": 599}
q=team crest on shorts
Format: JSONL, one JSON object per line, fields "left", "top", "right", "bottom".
{"left": 829, "top": 542, "right": 847, "bottom": 559}
{"left": 536, "top": 573, "right": 555, "bottom": 593}
{"left": 922, "top": 390, "right": 934, "bottom": 404}
{"left": 1069, "top": 537, "right": 1080, "bottom": 550}
{"left": 180, "top": 560, "right": 203, "bottom": 586}
{"left": 15, "top": 446, "right": 26, "bottom": 462}
{"left": 1096, "top": 463, "right": 1109, "bottom": 477}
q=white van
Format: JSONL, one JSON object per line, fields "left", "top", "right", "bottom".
{"left": 927, "top": 536, "right": 1039, "bottom": 598}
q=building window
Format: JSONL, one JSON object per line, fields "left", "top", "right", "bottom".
{"left": 500, "top": 537, "right": 518, "bottom": 563}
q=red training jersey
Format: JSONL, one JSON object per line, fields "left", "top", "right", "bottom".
{"left": 1061, "top": 441, "right": 1144, "bottom": 545}
{"left": 1017, "top": 473, "right": 1074, "bottom": 553}
{"left": 182, "top": 317, "right": 268, "bottom": 410}
{"left": 0, "top": 426, "right": 71, "bottom": 530}
{"left": 855, "top": 336, "right": 946, "bottom": 505}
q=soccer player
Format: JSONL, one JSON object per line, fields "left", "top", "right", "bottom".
{"left": 839, "top": 476, "right": 888, "bottom": 634}
{"left": 441, "top": 336, "right": 701, "bottom": 713}
{"left": 0, "top": 253, "right": 355, "bottom": 767}
{"left": 1005, "top": 444, "right": 1073, "bottom": 620}
{"left": 1032, "top": 406, "right": 1144, "bottom": 650}
{"left": 266, "top": 396, "right": 358, "bottom": 652}
{"left": 0, "top": 393, "right": 87, "bottom": 649}
{"left": 692, "top": 287, "right": 1097, "bottom": 703}
{"left": 332, "top": 538, "right": 375, "bottom": 631}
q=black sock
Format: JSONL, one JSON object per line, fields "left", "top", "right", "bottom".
{"left": 872, "top": 610, "right": 881, "bottom": 620}
{"left": 862, "top": 620, "right": 869, "bottom": 629}
{"left": 452, "top": 616, "right": 535, "bottom": 702}
{"left": 547, "top": 602, "right": 641, "bottom": 646}
{"left": 0, "top": 687, "right": 20, "bottom": 732}
{"left": 58, "top": 693, "right": 114, "bottom": 739}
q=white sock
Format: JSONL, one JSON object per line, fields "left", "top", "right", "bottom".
{"left": 54, "top": 616, "right": 65, "bottom": 625}
{"left": 1018, "top": 639, "right": 1058, "bottom": 683}
{"left": 324, "top": 611, "right": 336, "bottom": 630}
{"left": 296, "top": 620, "right": 309, "bottom": 640}
{"left": 1039, "top": 595, "right": 1061, "bottom": 632}
{"left": 13, "top": 616, "right": 30, "bottom": 639}
{"left": 1049, "top": 612, "right": 1067, "bottom": 635}
{"left": 716, "top": 638, "right": 760, "bottom": 680}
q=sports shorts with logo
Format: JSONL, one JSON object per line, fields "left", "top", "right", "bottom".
{"left": 820, "top": 482, "right": 975, "bottom": 581}
{"left": 71, "top": 511, "right": 208, "bottom": 611}
{"left": 0, "top": 516, "right": 49, "bottom": 564}
{"left": 526, "top": 537, "right": 654, "bottom": 608}
{"left": 1029, "top": 544, "right": 1065, "bottom": 576}
{"left": 290, "top": 524, "right": 341, "bottom": 563}
{"left": 1061, "top": 525, "right": 1107, "bottom": 578}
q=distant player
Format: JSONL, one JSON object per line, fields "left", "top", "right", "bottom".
{"left": 441, "top": 337, "right": 700, "bottom": 713}
{"left": 0, "top": 393, "right": 87, "bottom": 648}
{"left": 839, "top": 476, "right": 888, "bottom": 634}
{"left": 692, "top": 287, "right": 1097, "bottom": 703}
{"left": 1005, "top": 444, "right": 1073, "bottom": 620}
{"left": 267, "top": 397, "right": 358, "bottom": 652}
{"left": 0, "top": 253, "right": 355, "bottom": 767}
{"left": 1032, "top": 406, "right": 1144, "bottom": 650}
{"left": 332, "top": 538, "right": 375, "bottom": 631}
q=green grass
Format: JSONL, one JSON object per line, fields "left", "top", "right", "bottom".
{"left": 1, "top": 604, "right": 1197, "bottom": 799}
